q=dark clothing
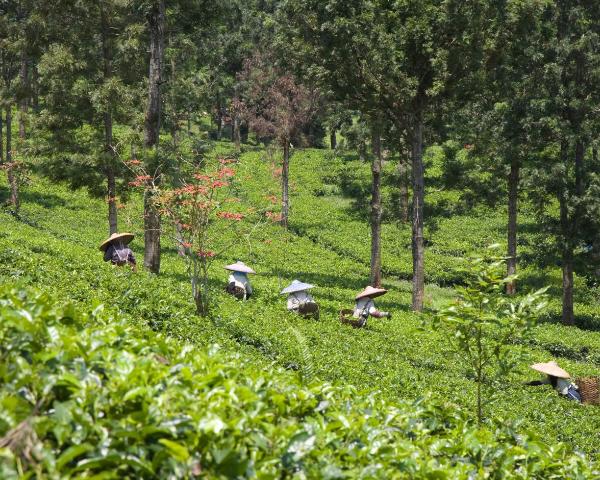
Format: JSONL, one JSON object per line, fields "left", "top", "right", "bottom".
{"left": 104, "top": 243, "right": 136, "bottom": 265}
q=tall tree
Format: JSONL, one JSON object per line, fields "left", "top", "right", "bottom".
{"left": 477, "top": 1, "right": 550, "bottom": 295}
{"left": 528, "top": 1, "right": 600, "bottom": 324}
{"left": 35, "top": 0, "right": 143, "bottom": 233}
{"left": 143, "top": 0, "right": 166, "bottom": 274}
{"left": 279, "top": 0, "right": 485, "bottom": 310}
{"left": 239, "top": 52, "right": 318, "bottom": 229}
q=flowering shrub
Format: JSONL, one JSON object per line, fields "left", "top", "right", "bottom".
{"left": 161, "top": 161, "right": 256, "bottom": 315}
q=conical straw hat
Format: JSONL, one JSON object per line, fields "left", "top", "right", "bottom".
{"left": 99, "top": 232, "right": 134, "bottom": 252}
{"left": 355, "top": 285, "right": 388, "bottom": 300}
{"left": 224, "top": 261, "right": 255, "bottom": 274}
{"left": 281, "top": 279, "right": 315, "bottom": 295}
{"left": 530, "top": 361, "right": 570, "bottom": 379}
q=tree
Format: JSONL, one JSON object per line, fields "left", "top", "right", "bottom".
{"left": 527, "top": 1, "right": 600, "bottom": 325}
{"left": 475, "top": 1, "right": 551, "bottom": 295}
{"left": 34, "top": 0, "right": 143, "bottom": 233}
{"left": 279, "top": 0, "right": 486, "bottom": 310}
{"left": 0, "top": 2, "right": 25, "bottom": 216}
{"left": 161, "top": 159, "right": 255, "bottom": 315}
{"left": 239, "top": 52, "right": 319, "bottom": 229}
{"left": 434, "top": 251, "right": 547, "bottom": 424}
{"left": 142, "top": 0, "right": 166, "bottom": 274}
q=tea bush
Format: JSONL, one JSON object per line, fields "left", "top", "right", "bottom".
{"left": 0, "top": 286, "right": 597, "bottom": 478}
{"left": 2, "top": 145, "right": 600, "bottom": 459}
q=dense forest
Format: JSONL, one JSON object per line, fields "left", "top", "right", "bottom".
{"left": 2, "top": 0, "right": 600, "bottom": 478}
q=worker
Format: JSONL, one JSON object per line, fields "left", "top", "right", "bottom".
{"left": 527, "top": 361, "right": 581, "bottom": 402}
{"left": 281, "top": 280, "right": 317, "bottom": 314}
{"left": 100, "top": 232, "right": 136, "bottom": 271}
{"left": 353, "top": 285, "right": 391, "bottom": 327}
{"left": 225, "top": 261, "right": 255, "bottom": 300}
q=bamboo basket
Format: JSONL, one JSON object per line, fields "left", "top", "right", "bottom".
{"left": 226, "top": 283, "right": 246, "bottom": 300}
{"left": 576, "top": 377, "right": 600, "bottom": 405}
{"left": 340, "top": 309, "right": 366, "bottom": 328}
{"left": 298, "top": 302, "right": 320, "bottom": 320}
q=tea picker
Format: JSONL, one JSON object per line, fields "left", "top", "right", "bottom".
{"left": 281, "top": 280, "right": 319, "bottom": 319}
{"left": 225, "top": 261, "right": 255, "bottom": 300}
{"left": 340, "top": 285, "right": 391, "bottom": 328}
{"left": 100, "top": 232, "right": 137, "bottom": 272}
{"left": 526, "top": 361, "right": 581, "bottom": 402}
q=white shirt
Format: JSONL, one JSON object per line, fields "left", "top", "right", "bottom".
{"left": 228, "top": 272, "right": 252, "bottom": 295}
{"left": 287, "top": 291, "right": 314, "bottom": 311}
{"left": 540, "top": 376, "right": 577, "bottom": 396}
{"left": 556, "top": 378, "right": 575, "bottom": 396}
{"left": 353, "top": 298, "right": 377, "bottom": 318}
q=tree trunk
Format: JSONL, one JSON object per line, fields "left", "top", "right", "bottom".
{"left": 370, "top": 125, "right": 383, "bottom": 287}
{"left": 398, "top": 151, "right": 409, "bottom": 223}
{"left": 506, "top": 158, "right": 519, "bottom": 295}
{"left": 144, "top": 189, "right": 161, "bottom": 273}
{"left": 559, "top": 140, "right": 574, "bottom": 325}
{"left": 143, "top": 0, "right": 165, "bottom": 274}
{"left": 281, "top": 141, "right": 290, "bottom": 228}
{"left": 0, "top": 107, "right": 3, "bottom": 164}
{"left": 216, "top": 95, "right": 223, "bottom": 140}
{"left": 143, "top": 1, "right": 164, "bottom": 148}
{"left": 31, "top": 64, "right": 39, "bottom": 111}
{"left": 101, "top": 2, "right": 117, "bottom": 235}
{"left": 233, "top": 110, "right": 241, "bottom": 151}
{"left": 107, "top": 164, "right": 117, "bottom": 234}
{"left": 6, "top": 106, "right": 19, "bottom": 215}
{"left": 411, "top": 113, "right": 425, "bottom": 312}
{"left": 330, "top": 129, "right": 337, "bottom": 149}
{"left": 358, "top": 140, "right": 366, "bottom": 162}
{"left": 18, "top": 50, "right": 27, "bottom": 142}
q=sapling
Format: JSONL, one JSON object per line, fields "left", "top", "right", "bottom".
{"left": 433, "top": 248, "right": 548, "bottom": 424}
{"left": 127, "top": 157, "right": 260, "bottom": 316}
{"left": 160, "top": 159, "right": 260, "bottom": 316}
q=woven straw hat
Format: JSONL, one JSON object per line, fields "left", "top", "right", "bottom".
{"left": 99, "top": 232, "right": 134, "bottom": 252}
{"left": 530, "top": 361, "right": 571, "bottom": 379}
{"left": 224, "top": 261, "right": 256, "bottom": 274}
{"left": 355, "top": 285, "right": 388, "bottom": 300}
{"left": 281, "top": 280, "right": 315, "bottom": 295}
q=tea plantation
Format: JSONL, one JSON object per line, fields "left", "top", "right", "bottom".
{"left": 1, "top": 143, "right": 600, "bottom": 477}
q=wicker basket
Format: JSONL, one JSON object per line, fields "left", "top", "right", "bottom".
{"left": 576, "top": 377, "right": 600, "bottom": 405}
{"left": 226, "top": 283, "right": 246, "bottom": 300}
{"left": 340, "top": 309, "right": 366, "bottom": 328}
{"left": 298, "top": 302, "right": 320, "bottom": 320}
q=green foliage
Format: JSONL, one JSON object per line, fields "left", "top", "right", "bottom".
{"left": 3, "top": 158, "right": 600, "bottom": 459}
{"left": 0, "top": 286, "right": 597, "bottom": 478}
{"left": 433, "top": 251, "right": 548, "bottom": 423}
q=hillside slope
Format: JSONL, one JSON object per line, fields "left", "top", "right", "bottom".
{"left": 1, "top": 142, "right": 600, "bottom": 459}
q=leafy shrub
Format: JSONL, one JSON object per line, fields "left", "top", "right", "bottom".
{"left": 0, "top": 287, "right": 598, "bottom": 478}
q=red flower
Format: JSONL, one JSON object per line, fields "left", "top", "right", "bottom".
{"left": 211, "top": 180, "right": 228, "bottom": 188}
{"left": 218, "top": 167, "right": 235, "bottom": 178}
{"left": 181, "top": 241, "right": 192, "bottom": 248}
{"left": 197, "top": 250, "right": 216, "bottom": 258}
{"left": 128, "top": 159, "right": 142, "bottom": 166}
{"left": 217, "top": 211, "right": 244, "bottom": 221}
{"left": 266, "top": 211, "right": 282, "bottom": 222}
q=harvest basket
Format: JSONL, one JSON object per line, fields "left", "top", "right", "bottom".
{"left": 298, "top": 302, "right": 320, "bottom": 320}
{"left": 576, "top": 377, "right": 600, "bottom": 405}
{"left": 340, "top": 309, "right": 366, "bottom": 328}
{"left": 226, "top": 283, "right": 246, "bottom": 300}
